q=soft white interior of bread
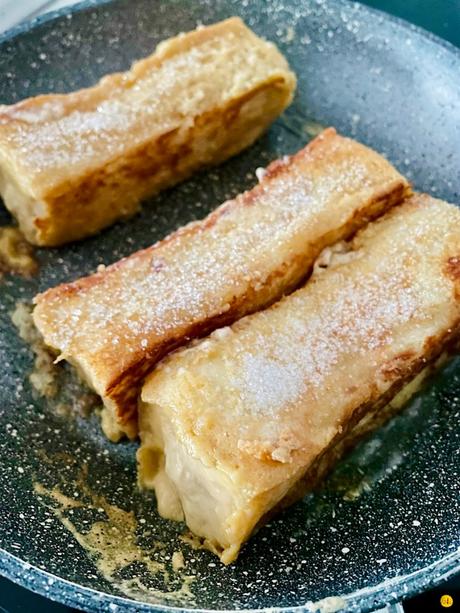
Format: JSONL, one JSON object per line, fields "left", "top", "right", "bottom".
{"left": 100, "top": 404, "right": 137, "bottom": 442}
{"left": 137, "top": 359, "right": 440, "bottom": 563}
{"left": 138, "top": 402, "right": 238, "bottom": 549}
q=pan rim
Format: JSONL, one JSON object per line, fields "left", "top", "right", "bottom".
{"left": 1, "top": 546, "right": 459, "bottom": 612}
{"left": 0, "top": 0, "right": 459, "bottom": 59}
{"left": 0, "top": 0, "right": 459, "bottom": 611}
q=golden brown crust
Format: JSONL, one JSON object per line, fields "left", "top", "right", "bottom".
{"left": 445, "top": 256, "right": 460, "bottom": 281}
{"left": 33, "top": 129, "right": 410, "bottom": 434}
{"left": 0, "top": 17, "right": 295, "bottom": 245}
{"left": 261, "top": 345, "right": 454, "bottom": 531}
{"left": 138, "top": 194, "right": 460, "bottom": 562}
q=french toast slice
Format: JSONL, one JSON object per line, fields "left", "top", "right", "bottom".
{"left": 0, "top": 17, "right": 295, "bottom": 246}
{"left": 138, "top": 194, "right": 460, "bottom": 563}
{"left": 33, "top": 129, "right": 410, "bottom": 439}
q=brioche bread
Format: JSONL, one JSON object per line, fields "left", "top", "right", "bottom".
{"left": 138, "top": 194, "right": 460, "bottom": 563}
{"left": 33, "top": 129, "right": 410, "bottom": 439}
{"left": 0, "top": 17, "right": 295, "bottom": 245}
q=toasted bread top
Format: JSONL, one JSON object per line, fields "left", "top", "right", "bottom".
{"left": 0, "top": 17, "right": 295, "bottom": 195}
{"left": 141, "top": 194, "right": 460, "bottom": 495}
{"left": 33, "top": 129, "right": 409, "bottom": 422}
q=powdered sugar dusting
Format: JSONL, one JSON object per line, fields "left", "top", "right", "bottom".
{"left": 240, "top": 354, "right": 305, "bottom": 415}
{"left": 1, "top": 24, "right": 290, "bottom": 182}
{"left": 184, "top": 196, "right": 459, "bottom": 420}
{"left": 34, "top": 132, "right": 401, "bottom": 395}
{"left": 2, "top": 0, "right": 460, "bottom": 607}
{"left": 232, "top": 266, "right": 419, "bottom": 416}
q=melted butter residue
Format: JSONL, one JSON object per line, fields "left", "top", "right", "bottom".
{"left": 0, "top": 226, "right": 38, "bottom": 278}
{"left": 303, "top": 120, "right": 326, "bottom": 138}
{"left": 172, "top": 550, "right": 185, "bottom": 571}
{"left": 180, "top": 531, "right": 204, "bottom": 551}
{"left": 11, "top": 302, "right": 100, "bottom": 417}
{"left": 33, "top": 470, "right": 195, "bottom": 605}
{"left": 11, "top": 302, "right": 58, "bottom": 397}
{"left": 342, "top": 478, "right": 372, "bottom": 502}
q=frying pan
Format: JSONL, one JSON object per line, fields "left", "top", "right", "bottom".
{"left": 0, "top": 1, "right": 459, "bottom": 611}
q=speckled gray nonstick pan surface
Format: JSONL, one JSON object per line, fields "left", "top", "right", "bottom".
{"left": 0, "top": 0, "right": 459, "bottom": 611}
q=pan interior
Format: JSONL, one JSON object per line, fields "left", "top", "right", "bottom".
{"left": 0, "top": 0, "right": 459, "bottom": 611}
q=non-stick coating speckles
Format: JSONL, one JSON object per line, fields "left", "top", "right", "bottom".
{"left": 0, "top": 0, "right": 459, "bottom": 612}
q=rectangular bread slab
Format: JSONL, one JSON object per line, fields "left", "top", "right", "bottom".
{"left": 0, "top": 17, "right": 295, "bottom": 245}
{"left": 138, "top": 194, "right": 460, "bottom": 563}
{"left": 32, "top": 129, "right": 410, "bottom": 439}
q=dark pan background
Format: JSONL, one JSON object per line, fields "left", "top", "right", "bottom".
{"left": 0, "top": 1, "right": 459, "bottom": 612}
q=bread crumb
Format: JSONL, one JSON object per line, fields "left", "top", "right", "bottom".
{"left": 11, "top": 302, "right": 57, "bottom": 397}
{"left": 172, "top": 550, "right": 185, "bottom": 571}
{"left": 0, "top": 227, "right": 38, "bottom": 278}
